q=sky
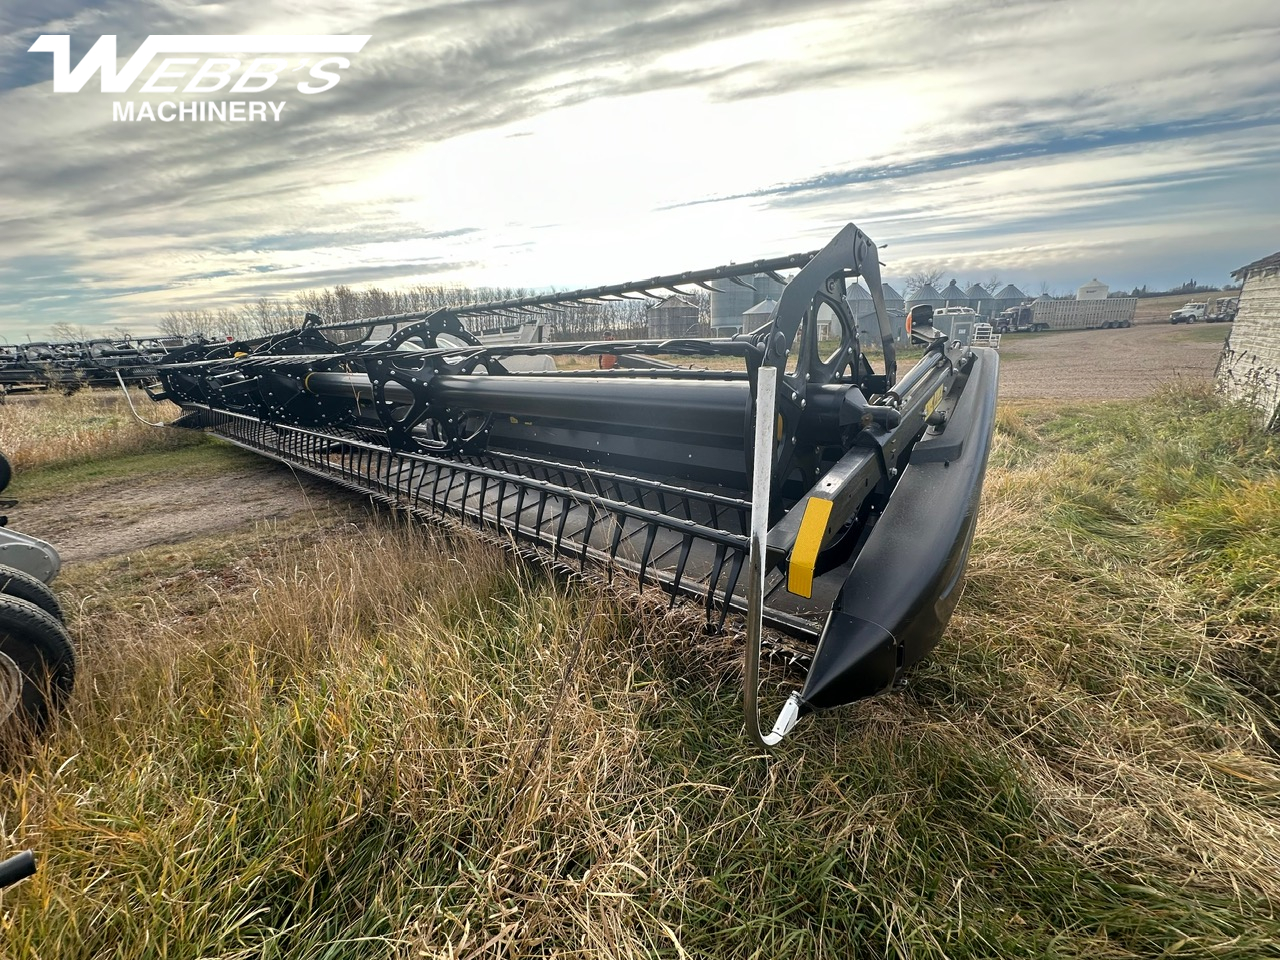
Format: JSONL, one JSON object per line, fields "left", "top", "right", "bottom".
{"left": 1, "top": 0, "right": 1277, "bottom": 340}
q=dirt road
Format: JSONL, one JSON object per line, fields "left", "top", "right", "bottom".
{"left": 995, "top": 321, "right": 1229, "bottom": 401}
{"left": 15, "top": 460, "right": 358, "bottom": 565}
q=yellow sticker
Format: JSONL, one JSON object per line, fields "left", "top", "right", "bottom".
{"left": 787, "top": 497, "right": 834, "bottom": 599}
{"left": 926, "top": 386, "right": 944, "bottom": 417}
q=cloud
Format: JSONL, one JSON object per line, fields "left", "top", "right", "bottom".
{"left": 1, "top": 0, "right": 1278, "bottom": 338}
{"left": 669, "top": 114, "right": 1280, "bottom": 210}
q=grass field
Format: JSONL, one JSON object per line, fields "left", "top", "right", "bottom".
{"left": 1, "top": 385, "right": 1278, "bottom": 958}
{"left": 1170, "top": 324, "right": 1236, "bottom": 345}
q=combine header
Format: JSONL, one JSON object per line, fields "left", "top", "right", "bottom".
{"left": 0, "top": 337, "right": 191, "bottom": 394}
{"left": 145, "top": 224, "right": 999, "bottom": 746}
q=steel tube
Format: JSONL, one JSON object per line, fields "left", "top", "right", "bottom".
{"left": 886, "top": 349, "right": 948, "bottom": 405}
{"left": 305, "top": 372, "right": 753, "bottom": 437}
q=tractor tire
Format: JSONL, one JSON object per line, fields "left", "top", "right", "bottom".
{"left": 0, "top": 564, "right": 63, "bottom": 622}
{"left": 0, "top": 596, "right": 76, "bottom": 745}
{"left": 0, "top": 450, "right": 10, "bottom": 494}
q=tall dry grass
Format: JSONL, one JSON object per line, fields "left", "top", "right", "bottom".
{"left": 0, "top": 383, "right": 1277, "bottom": 958}
{"left": 0, "top": 388, "right": 190, "bottom": 473}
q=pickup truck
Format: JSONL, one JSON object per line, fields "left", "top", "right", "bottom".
{"left": 1169, "top": 302, "right": 1207, "bottom": 324}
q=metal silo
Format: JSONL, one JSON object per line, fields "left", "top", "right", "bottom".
{"left": 752, "top": 272, "right": 786, "bottom": 304}
{"left": 964, "top": 283, "right": 990, "bottom": 315}
{"left": 938, "top": 279, "right": 967, "bottom": 307}
{"left": 850, "top": 281, "right": 908, "bottom": 344}
{"left": 993, "top": 284, "right": 1027, "bottom": 316}
{"left": 709, "top": 279, "right": 756, "bottom": 336}
{"left": 845, "top": 280, "right": 877, "bottom": 328}
{"left": 907, "top": 282, "right": 944, "bottom": 313}
{"left": 879, "top": 283, "right": 909, "bottom": 343}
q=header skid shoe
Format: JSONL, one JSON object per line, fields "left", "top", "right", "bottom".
{"left": 150, "top": 222, "right": 999, "bottom": 747}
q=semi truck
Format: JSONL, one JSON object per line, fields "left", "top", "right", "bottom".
{"left": 1168, "top": 297, "right": 1238, "bottom": 324}
{"left": 993, "top": 304, "right": 1048, "bottom": 333}
{"left": 995, "top": 297, "right": 1136, "bottom": 333}
{"left": 1168, "top": 302, "right": 1207, "bottom": 324}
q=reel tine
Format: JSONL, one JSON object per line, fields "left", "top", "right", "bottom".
{"left": 669, "top": 534, "right": 694, "bottom": 608}
{"left": 718, "top": 549, "right": 746, "bottom": 631}
{"left": 552, "top": 494, "right": 571, "bottom": 557}
{"left": 636, "top": 523, "right": 659, "bottom": 588}
{"left": 705, "top": 544, "right": 727, "bottom": 625}
{"left": 579, "top": 504, "right": 596, "bottom": 570}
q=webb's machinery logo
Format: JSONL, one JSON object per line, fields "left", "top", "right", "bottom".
{"left": 27, "top": 34, "right": 371, "bottom": 122}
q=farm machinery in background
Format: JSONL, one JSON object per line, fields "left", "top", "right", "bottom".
{"left": 0, "top": 336, "right": 197, "bottom": 395}
{"left": 0, "top": 485, "right": 54, "bottom": 887}
{"left": 140, "top": 223, "right": 999, "bottom": 747}
{"left": 0, "top": 448, "right": 75, "bottom": 752}
{"left": 1206, "top": 297, "right": 1240, "bottom": 322}
{"left": 1169, "top": 297, "right": 1238, "bottom": 324}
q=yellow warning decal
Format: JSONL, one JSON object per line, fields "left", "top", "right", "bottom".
{"left": 926, "top": 386, "right": 944, "bottom": 417}
{"left": 787, "top": 497, "right": 834, "bottom": 599}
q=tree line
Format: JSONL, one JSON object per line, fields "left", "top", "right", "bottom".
{"left": 149, "top": 283, "right": 707, "bottom": 343}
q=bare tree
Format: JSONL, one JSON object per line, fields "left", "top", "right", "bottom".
{"left": 153, "top": 274, "right": 710, "bottom": 347}
{"left": 48, "top": 321, "right": 95, "bottom": 342}
{"left": 902, "top": 267, "right": 944, "bottom": 297}
{"left": 158, "top": 312, "right": 187, "bottom": 337}
{"left": 295, "top": 289, "right": 328, "bottom": 320}
{"left": 250, "top": 297, "right": 288, "bottom": 335}
{"left": 332, "top": 285, "right": 359, "bottom": 323}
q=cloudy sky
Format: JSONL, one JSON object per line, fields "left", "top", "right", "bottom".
{"left": 1, "top": 0, "right": 1277, "bottom": 339}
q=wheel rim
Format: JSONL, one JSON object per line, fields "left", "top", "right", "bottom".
{"left": 0, "top": 650, "right": 21, "bottom": 724}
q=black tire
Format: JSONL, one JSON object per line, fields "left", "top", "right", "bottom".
{"left": 0, "top": 564, "right": 63, "bottom": 622}
{"left": 0, "top": 596, "right": 76, "bottom": 744}
{"left": 0, "top": 450, "right": 10, "bottom": 494}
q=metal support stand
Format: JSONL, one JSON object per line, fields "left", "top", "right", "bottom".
{"left": 743, "top": 367, "right": 801, "bottom": 749}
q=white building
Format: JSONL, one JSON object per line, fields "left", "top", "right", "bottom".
{"left": 1077, "top": 279, "right": 1109, "bottom": 300}
{"left": 1217, "top": 252, "right": 1280, "bottom": 429}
